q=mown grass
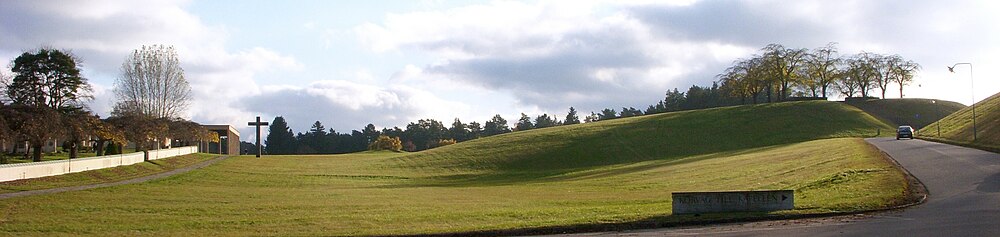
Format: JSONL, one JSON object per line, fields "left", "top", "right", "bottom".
{"left": 845, "top": 98, "right": 965, "bottom": 130}
{"left": 0, "top": 153, "right": 218, "bottom": 194}
{"left": 0, "top": 139, "right": 906, "bottom": 236}
{"left": 920, "top": 92, "right": 1000, "bottom": 151}
{"left": 0, "top": 101, "right": 906, "bottom": 236}
{"left": 393, "top": 101, "right": 891, "bottom": 177}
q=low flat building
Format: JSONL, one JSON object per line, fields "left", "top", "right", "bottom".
{"left": 202, "top": 125, "right": 240, "bottom": 155}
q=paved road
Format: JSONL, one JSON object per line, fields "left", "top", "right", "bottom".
{"left": 554, "top": 138, "right": 1000, "bottom": 236}
{"left": 0, "top": 155, "right": 231, "bottom": 200}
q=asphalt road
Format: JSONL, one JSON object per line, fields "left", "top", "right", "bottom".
{"left": 551, "top": 138, "right": 1000, "bottom": 236}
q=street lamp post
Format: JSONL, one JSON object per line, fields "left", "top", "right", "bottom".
{"left": 948, "top": 63, "right": 975, "bottom": 141}
{"left": 932, "top": 100, "right": 941, "bottom": 137}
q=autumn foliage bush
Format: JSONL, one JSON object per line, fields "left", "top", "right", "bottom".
{"left": 368, "top": 135, "right": 403, "bottom": 152}
{"left": 429, "top": 139, "right": 456, "bottom": 149}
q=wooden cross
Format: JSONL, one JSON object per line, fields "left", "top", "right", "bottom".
{"left": 247, "top": 116, "right": 269, "bottom": 158}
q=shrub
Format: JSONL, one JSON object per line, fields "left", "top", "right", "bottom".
{"left": 368, "top": 135, "right": 403, "bottom": 152}
{"left": 402, "top": 141, "right": 416, "bottom": 152}
{"left": 429, "top": 139, "right": 456, "bottom": 149}
{"left": 105, "top": 143, "right": 123, "bottom": 155}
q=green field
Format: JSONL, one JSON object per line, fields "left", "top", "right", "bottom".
{"left": 845, "top": 98, "right": 965, "bottom": 130}
{"left": 0, "top": 153, "right": 218, "bottom": 194}
{"left": 0, "top": 101, "right": 908, "bottom": 236}
{"left": 921, "top": 92, "right": 1000, "bottom": 150}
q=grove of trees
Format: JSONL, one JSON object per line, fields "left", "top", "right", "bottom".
{"left": 261, "top": 106, "right": 590, "bottom": 154}
{"left": 111, "top": 45, "right": 210, "bottom": 152}
{"left": 2, "top": 42, "right": 923, "bottom": 159}
{"left": 717, "top": 43, "right": 921, "bottom": 103}
{"left": 1, "top": 46, "right": 215, "bottom": 163}
{"left": 293, "top": 42, "right": 919, "bottom": 154}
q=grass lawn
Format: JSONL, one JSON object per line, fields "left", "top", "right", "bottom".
{"left": 844, "top": 98, "right": 965, "bottom": 130}
{"left": 0, "top": 153, "right": 219, "bottom": 194}
{"left": 0, "top": 138, "right": 907, "bottom": 236}
{"left": 0, "top": 101, "right": 908, "bottom": 236}
{"left": 920, "top": 92, "right": 1000, "bottom": 151}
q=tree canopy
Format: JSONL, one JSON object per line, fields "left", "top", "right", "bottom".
{"left": 4, "top": 48, "right": 92, "bottom": 161}
{"left": 7, "top": 48, "right": 91, "bottom": 110}
{"left": 113, "top": 45, "right": 191, "bottom": 119}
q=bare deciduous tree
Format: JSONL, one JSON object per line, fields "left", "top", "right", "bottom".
{"left": 804, "top": 42, "right": 842, "bottom": 98}
{"left": 893, "top": 60, "right": 921, "bottom": 98}
{"left": 874, "top": 54, "right": 902, "bottom": 99}
{"left": 0, "top": 70, "right": 11, "bottom": 104}
{"left": 761, "top": 44, "right": 808, "bottom": 102}
{"left": 114, "top": 45, "right": 192, "bottom": 119}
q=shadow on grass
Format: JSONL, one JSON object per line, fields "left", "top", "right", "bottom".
{"left": 388, "top": 102, "right": 889, "bottom": 184}
{"left": 393, "top": 211, "right": 809, "bottom": 237}
{"left": 383, "top": 144, "right": 794, "bottom": 188}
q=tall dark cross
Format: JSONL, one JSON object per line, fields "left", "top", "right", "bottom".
{"left": 248, "top": 116, "right": 269, "bottom": 158}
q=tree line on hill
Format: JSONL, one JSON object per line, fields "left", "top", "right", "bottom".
{"left": 258, "top": 42, "right": 922, "bottom": 154}
{"left": 2, "top": 42, "right": 922, "bottom": 158}
{"left": 717, "top": 43, "right": 921, "bottom": 103}
{"left": 1, "top": 46, "right": 217, "bottom": 163}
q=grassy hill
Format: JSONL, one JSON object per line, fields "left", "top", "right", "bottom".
{"left": 0, "top": 101, "right": 908, "bottom": 236}
{"left": 921, "top": 92, "right": 1000, "bottom": 151}
{"left": 393, "top": 101, "right": 890, "bottom": 177}
{"left": 845, "top": 98, "right": 965, "bottom": 130}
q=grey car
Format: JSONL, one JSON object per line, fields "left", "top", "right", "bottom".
{"left": 897, "top": 126, "right": 915, "bottom": 140}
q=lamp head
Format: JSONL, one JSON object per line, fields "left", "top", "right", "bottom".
{"left": 948, "top": 66, "right": 955, "bottom": 73}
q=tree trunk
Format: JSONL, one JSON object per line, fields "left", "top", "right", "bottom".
{"left": 69, "top": 140, "right": 79, "bottom": 159}
{"left": 95, "top": 140, "right": 106, "bottom": 156}
{"left": 899, "top": 87, "right": 904, "bottom": 98}
{"left": 31, "top": 143, "right": 42, "bottom": 162}
{"left": 766, "top": 86, "right": 773, "bottom": 103}
{"left": 780, "top": 83, "right": 789, "bottom": 101}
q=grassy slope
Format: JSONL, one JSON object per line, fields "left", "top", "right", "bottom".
{"left": 921, "top": 92, "right": 1000, "bottom": 150}
{"left": 845, "top": 98, "right": 965, "bottom": 130}
{"left": 0, "top": 101, "right": 906, "bottom": 236}
{"left": 393, "top": 101, "right": 891, "bottom": 178}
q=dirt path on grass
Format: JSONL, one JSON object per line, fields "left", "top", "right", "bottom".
{"left": 0, "top": 155, "right": 231, "bottom": 200}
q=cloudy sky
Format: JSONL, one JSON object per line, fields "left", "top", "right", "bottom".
{"left": 2, "top": 0, "right": 997, "bottom": 142}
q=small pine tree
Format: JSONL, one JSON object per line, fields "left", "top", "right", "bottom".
{"left": 564, "top": 107, "right": 580, "bottom": 125}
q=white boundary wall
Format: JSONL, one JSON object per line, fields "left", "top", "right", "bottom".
{"left": 0, "top": 146, "right": 199, "bottom": 183}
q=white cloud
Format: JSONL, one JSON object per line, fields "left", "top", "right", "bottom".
{"left": 358, "top": 0, "right": 1000, "bottom": 111}
{"left": 241, "top": 79, "right": 468, "bottom": 133}
{"left": 355, "top": 1, "right": 752, "bottom": 113}
{"left": 5, "top": 0, "right": 999, "bottom": 142}
{"left": 0, "top": 0, "right": 303, "bottom": 138}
